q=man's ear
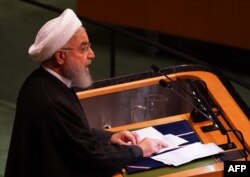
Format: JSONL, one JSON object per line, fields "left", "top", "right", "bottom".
{"left": 54, "top": 50, "right": 66, "bottom": 65}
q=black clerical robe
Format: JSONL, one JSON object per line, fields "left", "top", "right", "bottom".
{"left": 5, "top": 67, "right": 142, "bottom": 177}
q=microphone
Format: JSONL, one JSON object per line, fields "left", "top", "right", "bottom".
{"left": 151, "top": 64, "right": 161, "bottom": 73}
{"left": 151, "top": 64, "right": 221, "bottom": 128}
{"left": 152, "top": 65, "right": 236, "bottom": 150}
{"left": 186, "top": 79, "right": 227, "bottom": 133}
{"left": 152, "top": 64, "right": 211, "bottom": 119}
{"left": 159, "top": 79, "right": 215, "bottom": 125}
{"left": 151, "top": 64, "right": 195, "bottom": 99}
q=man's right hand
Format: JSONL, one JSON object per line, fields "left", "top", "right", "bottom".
{"left": 136, "top": 138, "right": 168, "bottom": 157}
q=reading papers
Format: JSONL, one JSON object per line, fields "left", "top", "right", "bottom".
{"left": 133, "top": 127, "right": 188, "bottom": 152}
{"left": 133, "top": 126, "right": 224, "bottom": 166}
{"left": 152, "top": 142, "right": 224, "bottom": 166}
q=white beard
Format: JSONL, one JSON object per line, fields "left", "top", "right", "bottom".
{"left": 63, "top": 57, "right": 93, "bottom": 89}
{"left": 71, "top": 67, "right": 93, "bottom": 88}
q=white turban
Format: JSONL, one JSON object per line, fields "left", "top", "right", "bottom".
{"left": 28, "top": 8, "right": 82, "bottom": 62}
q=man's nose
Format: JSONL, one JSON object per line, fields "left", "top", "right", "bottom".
{"left": 88, "top": 48, "right": 95, "bottom": 59}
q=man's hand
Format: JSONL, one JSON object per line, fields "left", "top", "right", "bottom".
{"left": 111, "top": 130, "right": 140, "bottom": 145}
{"left": 111, "top": 130, "right": 168, "bottom": 158}
{"left": 137, "top": 138, "right": 168, "bottom": 157}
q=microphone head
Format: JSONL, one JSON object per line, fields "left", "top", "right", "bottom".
{"left": 151, "top": 64, "right": 160, "bottom": 73}
{"left": 159, "top": 79, "right": 169, "bottom": 88}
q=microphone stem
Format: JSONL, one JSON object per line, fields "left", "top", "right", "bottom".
{"left": 164, "top": 74, "right": 195, "bottom": 99}
{"left": 167, "top": 84, "right": 213, "bottom": 122}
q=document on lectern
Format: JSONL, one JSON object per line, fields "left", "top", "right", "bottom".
{"left": 125, "top": 120, "right": 212, "bottom": 174}
{"left": 151, "top": 142, "right": 224, "bottom": 166}
{"left": 133, "top": 126, "right": 188, "bottom": 152}
{"left": 133, "top": 126, "right": 223, "bottom": 166}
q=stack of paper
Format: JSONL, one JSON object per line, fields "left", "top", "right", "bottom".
{"left": 151, "top": 142, "right": 224, "bottom": 166}
{"left": 133, "top": 126, "right": 188, "bottom": 152}
{"left": 133, "top": 126, "right": 224, "bottom": 166}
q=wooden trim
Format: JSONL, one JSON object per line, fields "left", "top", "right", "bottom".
{"left": 109, "top": 114, "right": 189, "bottom": 132}
{"left": 160, "top": 163, "right": 223, "bottom": 177}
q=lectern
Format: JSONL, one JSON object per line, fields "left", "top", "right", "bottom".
{"left": 76, "top": 64, "right": 250, "bottom": 177}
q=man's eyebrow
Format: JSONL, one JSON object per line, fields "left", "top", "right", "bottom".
{"left": 80, "top": 41, "right": 89, "bottom": 46}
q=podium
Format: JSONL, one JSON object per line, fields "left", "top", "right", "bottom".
{"left": 76, "top": 65, "right": 250, "bottom": 177}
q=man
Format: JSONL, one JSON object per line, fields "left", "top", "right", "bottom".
{"left": 5, "top": 9, "right": 167, "bottom": 177}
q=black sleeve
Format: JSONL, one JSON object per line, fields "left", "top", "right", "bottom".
{"left": 46, "top": 99, "right": 143, "bottom": 175}
{"left": 91, "top": 128, "right": 114, "bottom": 142}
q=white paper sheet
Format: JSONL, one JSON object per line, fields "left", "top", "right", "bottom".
{"left": 133, "top": 127, "right": 188, "bottom": 153}
{"left": 133, "top": 127, "right": 165, "bottom": 141}
{"left": 159, "top": 134, "right": 188, "bottom": 153}
{"left": 151, "top": 142, "right": 224, "bottom": 166}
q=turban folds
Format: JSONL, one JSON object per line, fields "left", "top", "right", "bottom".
{"left": 28, "top": 8, "right": 82, "bottom": 62}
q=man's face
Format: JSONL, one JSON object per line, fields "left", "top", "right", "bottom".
{"left": 62, "top": 27, "right": 95, "bottom": 88}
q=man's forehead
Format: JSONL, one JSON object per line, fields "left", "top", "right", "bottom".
{"left": 67, "top": 29, "right": 89, "bottom": 45}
